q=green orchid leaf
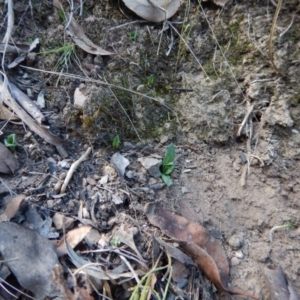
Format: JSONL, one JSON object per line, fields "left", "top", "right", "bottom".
{"left": 162, "top": 174, "right": 172, "bottom": 187}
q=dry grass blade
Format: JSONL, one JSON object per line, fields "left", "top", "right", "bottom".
{"left": 268, "top": 0, "right": 285, "bottom": 76}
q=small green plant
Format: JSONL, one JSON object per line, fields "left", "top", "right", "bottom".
{"left": 161, "top": 143, "right": 175, "bottom": 187}
{"left": 4, "top": 134, "right": 17, "bottom": 152}
{"left": 37, "top": 44, "right": 75, "bottom": 71}
{"left": 269, "top": 221, "right": 294, "bottom": 242}
{"left": 129, "top": 30, "right": 138, "bottom": 41}
{"left": 147, "top": 74, "right": 154, "bottom": 86}
{"left": 112, "top": 135, "right": 120, "bottom": 149}
{"left": 110, "top": 237, "right": 121, "bottom": 247}
{"left": 58, "top": 9, "right": 66, "bottom": 21}
{"left": 27, "top": 37, "right": 35, "bottom": 44}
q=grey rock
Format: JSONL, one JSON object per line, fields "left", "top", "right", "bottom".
{"left": 138, "top": 157, "right": 162, "bottom": 178}
{"left": 228, "top": 234, "right": 244, "bottom": 249}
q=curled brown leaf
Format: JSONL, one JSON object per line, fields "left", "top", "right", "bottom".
{"left": 145, "top": 203, "right": 259, "bottom": 300}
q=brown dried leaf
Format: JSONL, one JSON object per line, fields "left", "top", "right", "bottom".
{"left": 56, "top": 226, "right": 92, "bottom": 256}
{"left": 123, "top": 0, "right": 181, "bottom": 22}
{"left": 0, "top": 222, "right": 72, "bottom": 299}
{"left": 0, "top": 103, "right": 19, "bottom": 120}
{"left": 0, "top": 143, "right": 19, "bottom": 174}
{"left": 9, "top": 82, "right": 45, "bottom": 124}
{"left": 0, "top": 195, "right": 24, "bottom": 222}
{"left": 0, "top": 79, "right": 63, "bottom": 147}
{"left": 116, "top": 224, "right": 145, "bottom": 263}
{"left": 203, "top": 0, "right": 229, "bottom": 6}
{"left": 264, "top": 265, "right": 299, "bottom": 300}
{"left": 212, "top": 0, "right": 229, "bottom": 6}
{"left": 67, "top": 16, "right": 114, "bottom": 56}
{"left": 145, "top": 203, "right": 259, "bottom": 300}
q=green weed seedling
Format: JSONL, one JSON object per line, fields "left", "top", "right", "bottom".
{"left": 110, "top": 237, "right": 121, "bottom": 247}
{"left": 147, "top": 74, "right": 154, "bottom": 86}
{"left": 161, "top": 143, "right": 175, "bottom": 187}
{"left": 129, "top": 30, "right": 138, "bottom": 41}
{"left": 112, "top": 135, "right": 120, "bottom": 149}
{"left": 269, "top": 221, "right": 294, "bottom": 242}
{"left": 4, "top": 134, "right": 17, "bottom": 152}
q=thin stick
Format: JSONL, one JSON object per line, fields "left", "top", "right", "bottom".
{"left": 268, "top": 0, "right": 285, "bottom": 76}
{"left": 60, "top": 147, "right": 92, "bottom": 193}
{"left": 1, "top": 0, "right": 14, "bottom": 70}
{"left": 167, "top": 21, "right": 211, "bottom": 80}
{"left": 119, "top": 255, "right": 140, "bottom": 284}
{"left": 237, "top": 104, "right": 254, "bottom": 136}
{"left": 104, "top": 77, "right": 142, "bottom": 142}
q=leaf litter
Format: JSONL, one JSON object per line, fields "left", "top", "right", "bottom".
{"left": 145, "top": 202, "right": 259, "bottom": 300}
{"left": 0, "top": 0, "right": 299, "bottom": 298}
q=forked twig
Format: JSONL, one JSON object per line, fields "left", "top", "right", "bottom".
{"left": 60, "top": 147, "right": 92, "bottom": 193}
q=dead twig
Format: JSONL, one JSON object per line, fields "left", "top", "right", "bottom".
{"left": 268, "top": 0, "right": 285, "bottom": 76}
{"left": 237, "top": 104, "right": 254, "bottom": 136}
{"left": 1, "top": 0, "right": 14, "bottom": 70}
{"left": 60, "top": 147, "right": 92, "bottom": 193}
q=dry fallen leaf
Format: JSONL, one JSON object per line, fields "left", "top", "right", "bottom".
{"left": 0, "top": 143, "right": 19, "bottom": 174}
{"left": 123, "top": 0, "right": 181, "bottom": 22}
{"left": 56, "top": 226, "right": 92, "bottom": 256}
{"left": 0, "top": 78, "right": 63, "bottom": 147}
{"left": 9, "top": 82, "right": 45, "bottom": 124}
{"left": 116, "top": 224, "right": 145, "bottom": 263}
{"left": 145, "top": 203, "right": 259, "bottom": 300}
{"left": 203, "top": 0, "right": 229, "bottom": 6}
{"left": 264, "top": 265, "right": 299, "bottom": 300}
{"left": 67, "top": 16, "right": 114, "bottom": 56}
{"left": 0, "top": 222, "right": 72, "bottom": 299}
{"left": 0, "top": 194, "right": 24, "bottom": 222}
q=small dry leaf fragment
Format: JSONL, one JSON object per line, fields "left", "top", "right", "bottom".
{"left": 145, "top": 203, "right": 259, "bottom": 300}
{"left": 0, "top": 195, "right": 24, "bottom": 221}
{"left": 0, "top": 222, "right": 71, "bottom": 299}
{"left": 264, "top": 265, "right": 299, "bottom": 300}
{"left": 56, "top": 226, "right": 92, "bottom": 256}
{"left": 116, "top": 225, "right": 145, "bottom": 263}
{"left": 9, "top": 82, "right": 45, "bottom": 124}
{"left": 123, "top": 0, "right": 180, "bottom": 22}
{"left": 0, "top": 143, "right": 19, "bottom": 174}
{"left": 67, "top": 17, "right": 115, "bottom": 56}
{"left": 203, "top": 0, "right": 229, "bottom": 6}
{"left": 111, "top": 152, "right": 130, "bottom": 177}
{"left": 0, "top": 79, "right": 63, "bottom": 147}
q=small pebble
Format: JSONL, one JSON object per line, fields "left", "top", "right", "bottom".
{"left": 54, "top": 181, "right": 62, "bottom": 193}
{"left": 228, "top": 234, "right": 244, "bottom": 249}
{"left": 86, "top": 177, "right": 97, "bottom": 185}
{"left": 181, "top": 186, "right": 190, "bottom": 194}
{"left": 59, "top": 172, "right": 66, "bottom": 180}
{"left": 58, "top": 160, "right": 70, "bottom": 169}
{"left": 231, "top": 257, "right": 241, "bottom": 266}
{"left": 235, "top": 250, "right": 244, "bottom": 259}
{"left": 47, "top": 200, "right": 55, "bottom": 209}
